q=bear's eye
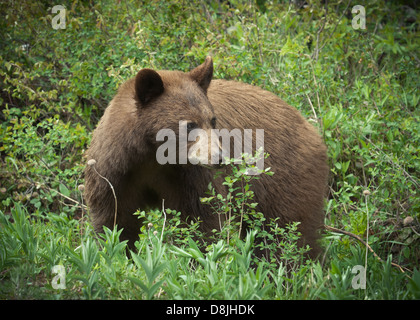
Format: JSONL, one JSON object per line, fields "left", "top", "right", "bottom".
{"left": 187, "top": 122, "right": 199, "bottom": 132}
{"left": 210, "top": 117, "right": 217, "bottom": 129}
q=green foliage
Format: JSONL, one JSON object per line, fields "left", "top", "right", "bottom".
{"left": 134, "top": 208, "right": 204, "bottom": 247}
{"left": 0, "top": 0, "right": 419, "bottom": 299}
{"left": 201, "top": 151, "right": 271, "bottom": 243}
{"left": 201, "top": 151, "right": 310, "bottom": 270}
{"left": 129, "top": 238, "right": 167, "bottom": 299}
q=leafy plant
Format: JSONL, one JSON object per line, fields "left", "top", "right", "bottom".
{"left": 129, "top": 238, "right": 167, "bottom": 300}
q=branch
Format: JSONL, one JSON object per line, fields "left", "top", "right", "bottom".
{"left": 42, "top": 184, "right": 87, "bottom": 210}
{"left": 88, "top": 159, "right": 118, "bottom": 228}
{"left": 324, "top": 224, "right": 410, "bottom": 273}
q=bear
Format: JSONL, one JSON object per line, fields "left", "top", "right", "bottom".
{"left": 84, "top": 56, "right": 329, "bottom": 259}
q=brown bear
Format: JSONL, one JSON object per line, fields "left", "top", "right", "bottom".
{"left": 84, "top": 56, "right": 329, "bottom": 258}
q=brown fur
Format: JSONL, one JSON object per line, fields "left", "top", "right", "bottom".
{"left": 84, "top": 57, "right": 329, "bottom": 258}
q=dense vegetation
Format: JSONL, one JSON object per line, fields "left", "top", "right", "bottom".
{"left": 0, "top": 0, "right": 419, "bottom": 300}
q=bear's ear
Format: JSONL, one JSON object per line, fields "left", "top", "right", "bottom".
{"left": 189, "top": 56, "right": 213, "bottom": 93}
{"left": 135, "top": 68, "right": 164, "bottom": 106}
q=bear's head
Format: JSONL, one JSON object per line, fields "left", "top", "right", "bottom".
{"left": 133, "top": 56, "right": 223, "bottom": 167}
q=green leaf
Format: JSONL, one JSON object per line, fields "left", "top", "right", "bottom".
{"left": 128, "top": 276, "right": 148, "bottom": 292}
{"left": 59, "top": 183, "right": 70, "bottom": 197}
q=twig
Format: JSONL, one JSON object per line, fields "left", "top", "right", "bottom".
{"left": 324, "top": 224, "right": 409, "bottom": 273}
{"left": 161, "top": 199, "right": 166, "bottom": 242}
{"left": 314, "top": 0, "right": 352, "bottom": 60}
{"left": 77, "top": 184, "right": 87, "bottom": 238}
{"left": 365, "top": 138, "right": 419, "bottom": 188}
{"left": 305, "top": 93, "right": 322, "bottom": 131}
{"left": 312, "top": 3, "right": 327, "bottom": 62}
{"left": 42, "top": 184, "right": 87, "bottom": 210}
{"left": 364, "top": 191, "right": 370, "bottom": 295}
{"left": 88, "top": 159, "right": 118, "bottom": 228}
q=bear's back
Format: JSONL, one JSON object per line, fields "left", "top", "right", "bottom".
{"left": 208, "top": 79, "right": 328, "bottom": 257}
{"left": 207, "top": 79, "right": 326, "bottom": 164}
